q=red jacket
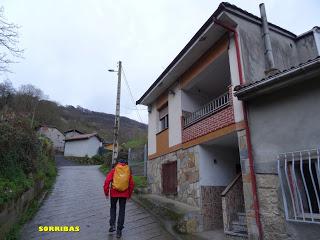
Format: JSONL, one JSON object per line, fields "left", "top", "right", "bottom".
{"left": 103, "top": 163, "right": 134, "bottom": 198}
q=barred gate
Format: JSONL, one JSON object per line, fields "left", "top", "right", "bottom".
{"left": 278, "top": 148, "right": 320, "bottom": 224}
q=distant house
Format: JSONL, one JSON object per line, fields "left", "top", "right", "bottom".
{"left": 104, "top": 142, "right": 114, "bottom": 151}
{"left": 64, "top": 129, "right": 84, "bottom": 139}
{"left": 37, "top": 126, "right": 65, "bottom": 152}
{"left": 64, "top": 133, "right": 103, "bottom": 157}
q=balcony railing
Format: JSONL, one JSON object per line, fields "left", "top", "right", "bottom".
{"left": 183, "top": 91, "right": 230, "bottom": 127}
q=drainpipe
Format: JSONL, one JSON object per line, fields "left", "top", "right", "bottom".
{"left": 212, "top": 18, "right": 263, "bottom": 239}
{"left": 260, "top": 3, "right": 277, "bottom": 74}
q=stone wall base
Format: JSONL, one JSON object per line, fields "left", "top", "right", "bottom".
{"left": 0, "top": 180, "right": 45, "bottom": 239}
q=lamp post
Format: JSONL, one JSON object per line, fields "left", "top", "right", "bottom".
{"left": 108, "top": 61, "right": 122, "bottom": 167}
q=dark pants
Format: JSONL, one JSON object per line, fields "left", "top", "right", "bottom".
{"left": 109, "top": 197, "right": 127, "bottom": 231}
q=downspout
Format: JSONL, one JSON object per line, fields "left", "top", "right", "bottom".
{"left": 213, "top": 18, "right": 263, "bottom": 239}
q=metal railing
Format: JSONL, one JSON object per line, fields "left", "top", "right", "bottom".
{"left": 221, "top": 174, "right": 246, "bottom": 233}
{"left": 183, "top": 91, "right": 230, "bottom": 127}
{"left": 278, "top": 148, "right": 320, "bottom": 224}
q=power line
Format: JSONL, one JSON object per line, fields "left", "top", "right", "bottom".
{"left": 121, "top": 66, "right": 144, "bottom": 123}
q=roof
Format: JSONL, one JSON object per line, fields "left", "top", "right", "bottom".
{"left": 234, "top": 57, "right": 320, "bottom": 100}
{"left": 65, "top": 133, "right": 103, "bottom": 142}
{"left": 136, "top": 2, "right": 299, "bottom": 105}
{"left": 64, "top": 129, "right": 84, "bottom": 134}
{"left": 37, "top": 125, "right": 63, "bottom": 133}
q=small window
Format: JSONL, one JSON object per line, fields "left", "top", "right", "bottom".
{"left": 158, "top": 104, "right": 168, "bottom": 132}
{"left": 160, "top": 115, "right": 169, "bottom": 131}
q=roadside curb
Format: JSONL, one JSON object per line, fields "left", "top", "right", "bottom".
{"left": 132, "top": 194, "right": 185, "bottom": 240}
{"left": 132, "top": 194, "right": 206, "bottom": 240}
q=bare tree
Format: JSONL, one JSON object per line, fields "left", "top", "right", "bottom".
{"left": 16, "top": 84, "right": 44, "bottom": 127}
{"left": 0, "top": 79, "right": 15, "bottom": 120}
{"left": 0, "top": 6, "right": 23, "bottom": 73}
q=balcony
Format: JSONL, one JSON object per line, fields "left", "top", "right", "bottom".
{"left": 182, "top": 87, "right": 235, "bottom": 143}
{"left": 183, "top": 91, "right": 230, "bottom": 127}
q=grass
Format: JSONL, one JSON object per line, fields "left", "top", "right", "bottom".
{"left": 123, "top": 137, "right": 147, "bottom": 149}
{"left": 0, "top": 174, "right": 33, "bottom": 206}
{"left": 133, "top": 176, "right": 147, "bottom": 188}
{"left": 4, "top": 157, "right": 57, "bottom": 240}
{"left": 99, "top": 163, "right": 110, "bottom": 175}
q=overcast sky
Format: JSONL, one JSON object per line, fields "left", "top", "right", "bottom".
{"left": 1, "top": 0, "right": 319, "bottom": 123}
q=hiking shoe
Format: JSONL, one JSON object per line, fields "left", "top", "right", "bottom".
{"left": 116, "top": 230, "right": 122, "bottom": 238}
{"left": 108, "top": 225, "right": 116, "bottom": 232}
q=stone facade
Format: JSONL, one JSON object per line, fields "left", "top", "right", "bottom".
{"left": 237, "top": 129, "right": 259, "bottom": 240}
{"left": 255, "top": 174, "right": 290, "bottom": 240}
{"left": 148, "top": 146, "right": 200, "bottom": 208}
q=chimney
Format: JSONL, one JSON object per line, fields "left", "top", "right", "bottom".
{"left": 259, "top": 3, "right": 277, "bottom": 75}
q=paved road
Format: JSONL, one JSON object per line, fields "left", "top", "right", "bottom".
{"left": 20, "top": 156, "right": 174, "bottom": 240}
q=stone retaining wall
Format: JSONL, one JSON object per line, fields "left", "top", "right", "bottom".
{"left": 0, "top": 180, "right": 45, "bottom": 239}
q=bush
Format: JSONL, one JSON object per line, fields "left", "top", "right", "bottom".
{"left": 0, "top": 119, "right": 39, "bottom": 179}
{"left": 0, "top": 118, "right": 56, "bottom": 206}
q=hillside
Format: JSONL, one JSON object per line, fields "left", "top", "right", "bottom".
{"left": 0, "top": 82, "right": 147, "bottom": 144}
{"left": 36, "top": 100, "right": 147, "bottom": 143}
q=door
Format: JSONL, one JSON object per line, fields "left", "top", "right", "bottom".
{"left": 162, "top": 161, "right": 177, "bottom": 194}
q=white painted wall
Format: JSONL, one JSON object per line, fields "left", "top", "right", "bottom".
{"left": 38, "top": 127, "right": 65, "bottom": 152}
{"left": 181, "top": 90, "right": 209, "bottom": 113}
{"left": 198, "top": 145, "right": 238, "bottom": 186}
{"left": 228, "top": 36, "right": 244, "bottom": 123}
{"left": 64, "top": 136, "right": 101, "bottom": 157}
{"left": 148, "top": 103, "right": 158, "bottom": 155}
{"left": 168, "top": 85, "right": 182, "bottom": 147}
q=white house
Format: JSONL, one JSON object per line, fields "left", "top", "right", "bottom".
{"left": 37, "top": 126, "right": 65, "bottom": 152}
{"left": 64, "top": 133, "right": 103, "bottom": 157}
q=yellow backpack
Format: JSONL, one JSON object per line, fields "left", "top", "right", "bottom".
{"left": 112, "top": 164, "right": 130, "bottom": 191}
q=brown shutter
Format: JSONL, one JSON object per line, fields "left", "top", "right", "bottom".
{"left": 162, "top": 161, "right": 177, "bottom": 194}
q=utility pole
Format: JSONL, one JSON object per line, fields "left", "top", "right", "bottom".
{"left": 110, "top": 61, "right": 122, "bottom": 166}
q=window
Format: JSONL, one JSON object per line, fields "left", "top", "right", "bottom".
{"left": 160, "top": 115, "right": 169, "bottom": 131}
{"left": 158, "top": 104, "right": 168, "bottom": 132}
{"left": 278, "top": 148, "right": 320, "bottom": 224}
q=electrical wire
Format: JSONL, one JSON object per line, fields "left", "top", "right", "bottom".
{"left": 121, "top": 66, "right": 144, "bottom": 123}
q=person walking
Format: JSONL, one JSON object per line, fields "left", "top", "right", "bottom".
{"left": 104, "top": 156, "right": 134, "bottom": 238}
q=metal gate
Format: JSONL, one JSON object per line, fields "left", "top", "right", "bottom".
{"left": 162, "top": 161, "right": 177, "bottom": 194}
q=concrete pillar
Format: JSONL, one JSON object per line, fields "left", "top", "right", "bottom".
{"left": 237, "top": 129, "right": 260, "bottom": 240}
